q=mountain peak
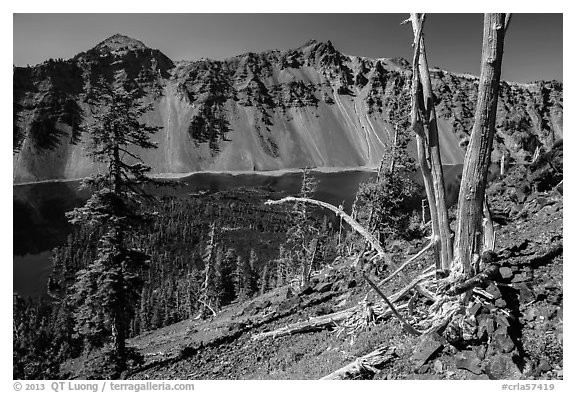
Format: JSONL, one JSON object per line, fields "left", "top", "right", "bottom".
{"left": 298, "top": 39, "right": 333, "bottom": 50}
{"left": 93, "top": 34, "right": 148, "bottom": 53}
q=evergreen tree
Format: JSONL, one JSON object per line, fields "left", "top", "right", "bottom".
{"left": 355, "top": 86, "right": 421, "bottom": 247}
{"left": 275, "top": 245, "right": 290, "bottom": 287}
{"left": 66, "top": 82, "right": 160, "bottom": 377}
{"left": 247, "top": 249, "right": 259, "bottom": 296}
{"left": 285, "top": 168, "right": 320, "bottom": 287}
{"left": 235, "top": 250, "right": 258, "bottom": 300}
{"left": 219, "top": 249, "right": 237, "bottom": 306}
{"left": 258, "top": 261, "right": 270, "bottom": 296}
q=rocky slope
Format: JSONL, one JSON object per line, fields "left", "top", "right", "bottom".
{"left": 117, "top": 144, "right": 561, "bottom": 381}
{"left": 13, "top": 35, "right": 563, "bottom": 183}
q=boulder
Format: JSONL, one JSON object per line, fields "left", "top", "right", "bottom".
{"left": 485, "top": 354, "right": 522, "bottom": 380}
{"left": 477, "top": 315, "right": 495, "bottom": 338}
{"left": 410, "top": 333, "right": 445, "bottom": 369}
{"left": 537, "top": 359, "right": 551, "bottom": 374}
{"left": 455, "top": 350, "right": 483, "bottom": 375}
{"left": 433, "top": 360, "right": 443, "bottom": 373}
{"left": 499, "top": 267, "right": 513, "bottom": 280}
{"left": 512, "top": 282, "right": 535, "bottom": 304}
{"left": 493, "top": 332, "right": 515, "bottom": 353}
{"left": 495, "top": 299, "right": 507, "bottom": 308}
{"left": 511, "top": 272, "right": 532, "bottom": 283}
{"left": 486, "top": 283, "right": 503, "bottom": 299}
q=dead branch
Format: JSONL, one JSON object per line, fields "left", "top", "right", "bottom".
{"left": 504, "top": 13, "right": 513, "bottom": 32}
{"left": 320, "top": 345, "right": 396, "bottom": 380}
{"left": 379, "top": 241, "right": 434, "bottom": 286}
{"left": 376, "top": 266, "right": 435, "bottom": 303}
{"left": 194, "top": 299, "right": 217, "bottom": 319}
{"left": 554, "top": 180, "right": 563, "bottom": 195}
{"left": 363, "top": 273, "right": 422, "bottom": 336}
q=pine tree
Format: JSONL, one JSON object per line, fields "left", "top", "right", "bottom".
{"left": 354, "top": 90, "right": 421, "bottom": 248}
{"left": 275, "top": 245, "right": 290, "bottom": 287}
{"left": 259, "top": 261, "right": 270, "bottom": 295}
{"left": 66, "top": 82, "right": 160, "bottom": 377}
{"left": 218, "top": 249, "right": 237, "bottom": 306}
{"left": 236, "top": 250, "right": 258, "bottom": 300}
{"left": 285, "top": 168, "right": 320, "bottom": 287}
{"left": 247, "top": 249, "right": 259, "bottom": 296}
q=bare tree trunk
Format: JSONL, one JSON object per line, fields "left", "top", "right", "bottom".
{"left": 453, "top": 13, "right": 511, "bottom": 278}
{"left": 500, "top": 150, "right": 510, "bottom": 178}
{"left": 111, "top": 315, "right": 126, "bottom": 374}
{"left": 196, "top": 224, "right": 217, "bottom": 319}
{"left": 409, "top": 14, "right": 452, "bottom": 276}
{"left": 389, "top": 126, "right": 398, "bottom": 174}
{"left": 482, "top": 197, "right": 495, "bottom": 253}
{"left": 320, "top": 346, "right": 396, "bottom": 380}
{"left": 302, "top": 238, "right": 318, "bottom": 287}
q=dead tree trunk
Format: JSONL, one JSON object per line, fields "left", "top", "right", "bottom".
{"left": 196, "top": 223, "right": 217, "bottom": 319}
{"left": 453, "top": 14, "right": 511, "bottom": 278}
{"left": 320, "top": 346, "right": 396, "bottom": 380}
{"left": 409, "top": 14, "right": 453, "bottom": 276}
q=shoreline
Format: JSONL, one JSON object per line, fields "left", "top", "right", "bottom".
{"left": 13, "top": 166, "right": 381, "bottom": 187}
{"left": 151, "top": 165, "right": 380, "bottom": 179}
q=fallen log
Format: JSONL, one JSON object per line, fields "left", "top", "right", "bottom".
{"left": 320, "top": 345, "right": 396, "bottom": 380}
{"left": 252, "top": 277, "right": 426, "bottom": 342}
{"left": 446, "top": 263, "right": 499, "bottom": 296}
{"left": 252, "top": 308, "right": 356, "bottom": 341}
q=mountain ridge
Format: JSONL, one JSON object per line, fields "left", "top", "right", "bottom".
{"left": 13, "top": 35, "right": 563, "bottom": 183}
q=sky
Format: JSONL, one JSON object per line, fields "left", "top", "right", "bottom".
{"left": 13, "top": 13, "right": 562, "bottom": 83}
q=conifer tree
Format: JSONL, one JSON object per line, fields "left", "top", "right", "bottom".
{"left": 247, "top": 249, "right": 259, "bottom": 295}
{"left": 285, "top": 168, "right": 320, "bottom": 287}
{"left": 66, "top": 82, "right": 160, "bottom": 377}
{"left": 218, "top": 249, "right": 237, "bottom": 306}
{"left": 236, "top": 249, "right": 258, "bottom": 299}
{"left": 259, "top": 261, "right": 270, "bottom": 295}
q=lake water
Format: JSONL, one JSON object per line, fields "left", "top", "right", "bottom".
{"left": 13, "top": 166, "right": 467, "bottom": 297}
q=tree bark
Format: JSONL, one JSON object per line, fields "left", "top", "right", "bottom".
{"left": 320, "top": 345, "right": 396, "bottom": 380}
{"left": 409, "top": 14, "right": 453, "bottom": 275}
{"left": 453, "top": 14, "right": 510, "bottom": 278}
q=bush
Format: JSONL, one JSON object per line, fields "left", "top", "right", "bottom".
{"left": 355, "top": 171, "right": 421, "bottom": 246}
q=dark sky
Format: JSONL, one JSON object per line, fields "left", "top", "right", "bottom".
{"left": 13, "top": 13, "right": 562, "bottom": 83}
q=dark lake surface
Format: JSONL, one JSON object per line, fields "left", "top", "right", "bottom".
{"left": 13, "top": 166, "right": 467, "bottom": 297}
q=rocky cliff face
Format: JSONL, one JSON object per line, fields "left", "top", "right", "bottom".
{"left": 13, "top": 36, "right": 563, "bottom": 183}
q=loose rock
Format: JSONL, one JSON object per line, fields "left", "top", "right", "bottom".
{"left": 485, "top": 354, "right": 522, "bottom": 380}
{"left": 410, "top": 333, "right": 445, "bottom": 369}
{"left": 455, "top": 350, "right": 483, "bottom": 375}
